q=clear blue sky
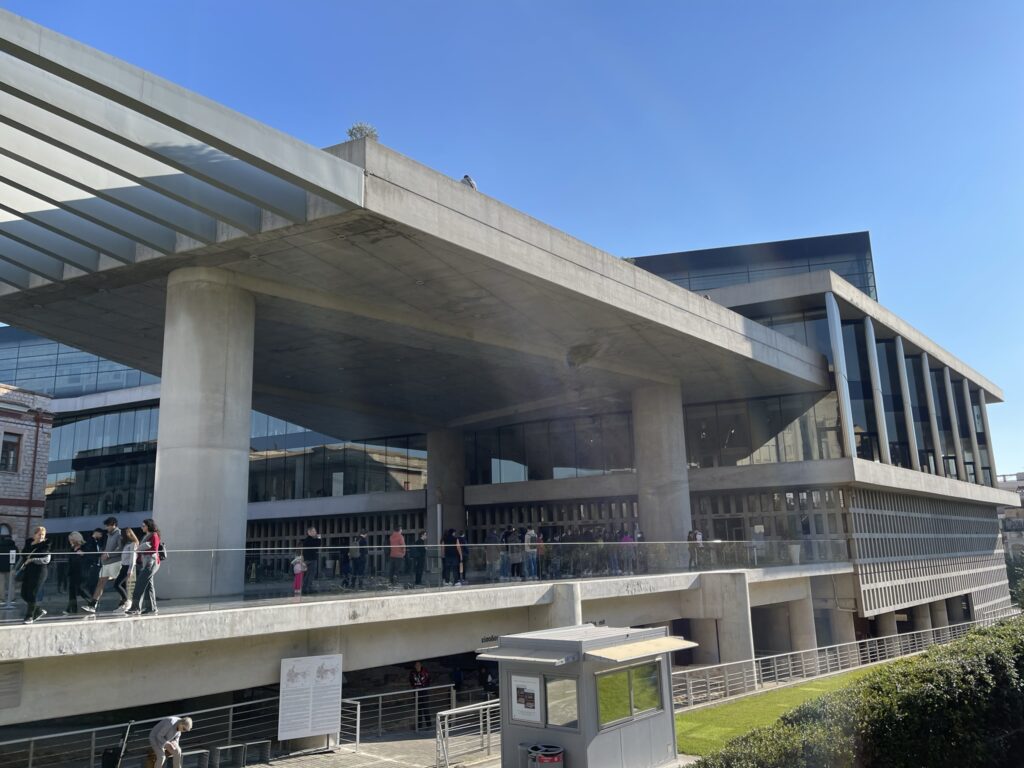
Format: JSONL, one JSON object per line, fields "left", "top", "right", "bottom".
{"left": 3, "top": 1, "right": 1023, "bottom": 472}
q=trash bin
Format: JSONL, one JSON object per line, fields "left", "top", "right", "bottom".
{"left": 528, "top": 744, "right": 565, "bottom": 764}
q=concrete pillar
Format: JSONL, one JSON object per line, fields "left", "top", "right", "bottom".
{"left": 962, "top": 379, "right": 983, "bottom": 485}
{"left": 946, "top": 596, "right": 967, "bottom": 623}
{"left": 911, "top": 604, "right": 932, "bottom": 633}
{"left": 978, "top": 390, "right": 998, "bottom": 486}
{"left": 153, "top": 267, "right": 254, "bottom": 598}
{"left": 942, "top": 367, "right": 968, "bottom": 481}
{"left": 929, "top": 600, "right": 949, "bottom": 629}
{"left": 632, "top": 383, "right": 690, "bottom": 543}
{"left": 426, "top": 429, "right": 465, "bottom": 545}
{"left": 529, "top": 582, "right": 582, "bottom": 630}
{"left": 863, "top": 317, "right": 890, "bottom": 464}
{"left": 825, "top": 292, "right": 857, "bottom": 458}
{"left": 876, "top": 611, "right": 898, "bottom": 637}
{"left": 788, "top": 596, "right": 817, "bottom": 652}
{"left": 894, "top": 337, "right": 920, "bottom": 471}
{"left": 689, "top": 618, "right": 719, "bottom": 665}
{"left": 830, "top": 610, "right": 856, "bottom": 646}
{"left": 920, "top": 352, "right": 945, "bottom": 477}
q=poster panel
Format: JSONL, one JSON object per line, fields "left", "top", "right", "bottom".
{"left": 278, "top": 654, "right": 343, "bottom": 741}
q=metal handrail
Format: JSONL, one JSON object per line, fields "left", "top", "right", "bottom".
{"left": 435, "top": 698, "right": 500, "bottom": 768}
{"left": 671, "top": 611, "right": 1021, "bottom": 712}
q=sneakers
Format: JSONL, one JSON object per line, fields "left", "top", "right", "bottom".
{"left": 61, "top": 609, "right": 77, "bottom": 616}
{"left": 81, "top": 603, "right": 96, "bottom": 614}
{"left": 125, "top": 609, "right": 141, "bottom": 616}
{"left": 141, "top": 609, "right": 158, "bottom": 616}
{"left": 112, "top": 603, "right": 129, "bottom": 614}
{"left": 22, "top": 616, "right": 34, "bottom": 624}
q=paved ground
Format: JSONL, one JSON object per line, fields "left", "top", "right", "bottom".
{"left": 255, "top": 736, "right": 699, "bottom": 767}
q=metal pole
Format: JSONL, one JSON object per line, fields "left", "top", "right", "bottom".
{"left": 89, "top": 731, "right": 95, "bottom": 768}
{"left": 227, "top": 705, "right": 234, "bottom": 745}
{"left": 378, "top": 694, "right": 383, "bottom": 737}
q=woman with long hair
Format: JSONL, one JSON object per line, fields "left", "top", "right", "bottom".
{"left": 127, "top": 519, "right": 160, "bottom": 616}
{"left": 20, "top": 525, "right": 50, "bottom": 623}
{"left": 112, "top": 527, "right": 139, "bottom": 613}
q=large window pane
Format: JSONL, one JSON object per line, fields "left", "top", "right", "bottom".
{"left": 545, "top": 677, "right": 579, "bottom": 729}
{"left": 749, "top": 398, "right": 781, "bottom": 464}
{"left": 597, "top": 670, "right": 631, "bottom": 727}
{"left": 498, "top": 424, "right": 527, "bottom": 483}
{"left": 685, "top": 404, "right": 718, "bottom": 468}
{"left": 716, "top": 402, "right": 751, "bottom": 466}
{"left": 631, "top": 662, "right": 662, "bottom": 714}
{"left": 574, "top": 417, "right": 604, "bottom": 476}
{"left": 525, "top": 421, "right": 552, "bottom": 481}
{"left": 550, "top": 420, "right": 576, "bottom": 479}
{"left": 602, "top": 413, "right": 633, "bottom": 473}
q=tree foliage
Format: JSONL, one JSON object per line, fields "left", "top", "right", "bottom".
{"left": 696, "top": 616, "right": 1024, "bottom": 768}
{"left": 346, "top": 122, "right": 379, "bottom": 141}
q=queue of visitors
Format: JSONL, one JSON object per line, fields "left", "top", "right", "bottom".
{"left": 0, "top": 516, "right": 168, "bottom": 623}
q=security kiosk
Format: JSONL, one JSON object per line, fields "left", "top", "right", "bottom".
{"left": 478, "top": 624, "right": 695, "bottom": 767}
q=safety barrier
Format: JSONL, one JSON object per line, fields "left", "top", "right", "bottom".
{"left": 434, "top": 699, "right": 500, "bottom": 768}
{"left": 671, "top": 611, "right": 1020, "bottom": 711}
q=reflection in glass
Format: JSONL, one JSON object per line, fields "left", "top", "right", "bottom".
{"left": 545, "top": 677, "right": 579, "bottom": 729}
{"left": 596, "top": 669, "right": 631, "bottom": 726}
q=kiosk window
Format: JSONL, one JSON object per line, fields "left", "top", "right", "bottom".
{"left": 545, "top": 677, "right": 579, "bottom": 729}
{"left": 597, "top": 660, "right": 663, "bottom": 728}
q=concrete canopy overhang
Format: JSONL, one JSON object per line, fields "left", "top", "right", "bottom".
{"left": 0, "top": 11, "right": 829, "bottom": 438}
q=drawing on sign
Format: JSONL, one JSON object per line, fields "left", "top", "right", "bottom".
{"left": 278, "top": 654, "right": 343, "bottom": 742}
{"left": 510, "top": 674, "right": 542, "bottom": 724}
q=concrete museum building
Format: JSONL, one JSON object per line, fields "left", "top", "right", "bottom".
{"left": 0, "top": 10, "right": 1017, "bottom": 731}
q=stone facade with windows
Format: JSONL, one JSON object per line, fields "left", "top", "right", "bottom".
{"left": 0, "top": 385, "right": 52, "bottom": 542}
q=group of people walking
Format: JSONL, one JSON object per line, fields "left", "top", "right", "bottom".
{"left": 0, "top": 516, "right": 166, "bottom": 623}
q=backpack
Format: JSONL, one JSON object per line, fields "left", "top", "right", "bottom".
{"left": 158, "top": 541, "right": 168, "bottom": 562}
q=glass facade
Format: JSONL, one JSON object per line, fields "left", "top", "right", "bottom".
{"left": 876, "top": 340, "right": 911, "bottom": 468}
{"left": 952, "top": 379, "right": 976, "bottom": 482}
{"left": 684, "top": 392, "right": 842, "bottom": 468}
{"left": 45, "top": 404, "right": 427, "bottom": 518}
{"left": 248, "top": 417, "right": 426, "bottom": 501}
{"left": 747, "top": 309, "right": 833, "bottom": 362}
{"left": 464, "top": 414, "right": 634, "bottom": 485}
{"left": 930, "top": 368, "right": 958, "bottom": 477}
{"left": 841, "top": 321, "right": 881, "bottom": 461}
{"left": 0, "top": 328, "right": 158, "bottom": 398}
{"left": 971, "top": 390, "right": 993, "bottom": 485}
{"left": 905, "top": 355, "right": 938, "bottom": 473}
{"left": 691, "top": 486, "right": 848, "bottom": 558}
{"left": 46, "top": 405, "right": 160, "bottom": 518}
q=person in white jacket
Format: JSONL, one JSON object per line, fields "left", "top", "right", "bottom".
{"left": 148, "top": 715, "right": 192, "bottom": 768}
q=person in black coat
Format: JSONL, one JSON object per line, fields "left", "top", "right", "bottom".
{"left": 63, "top": 531, "right": 90, "bottom": 615}
{"left": 20, "top": 526, "right": 51, "bottom": 623}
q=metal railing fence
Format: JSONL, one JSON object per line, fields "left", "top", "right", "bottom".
{"left": 435, "top": 699, "right": 500, "bottom": 768}
{"left": 347, "top": 683, "right": 456, "bottom": 738}
{"left": 0, "top": 695, "right": 278, "bottom": 768}
{"left": 672, "top": 612, "right": 1020, "bottom": 711}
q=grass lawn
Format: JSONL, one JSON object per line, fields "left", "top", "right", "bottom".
{"left": 676, "top": 666, "right": 875, "bottom": 756}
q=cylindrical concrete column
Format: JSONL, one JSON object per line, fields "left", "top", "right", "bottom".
{"left": 911, "top": 603, "right": 932, "bottom": 633}
{"left": 825, "top": 293, "right": 857, "bottom": 458}
{"left": 153, "top": 267, "right": 255, "bottom": 598}
{"left": 946, "top": 596, "right": 967, "bottom": 623}
{"left": 863, "top": 317, "right": 891, "bottom": 464}
{"left": 978, "top": 390, "right": 998, "bottom": 487}
{"left": 894, "top": 337, "right": 920, "bottom": 471}
{"left": 689, "top": 618, "right": 719, "bottom": 665}
{"left": 961, "top": 380, "right": 983, "bottom": 485}
{"left": 426, "top": 429, "right": 465, "bottom": 546}
{"left": 632, "top": 383, "right": 690, "bottom": 543}
{"left": 875, "top": 611, "right": 898, "bottom": 637}
{"left": 830, "top": 610, "right": 857, "bottom": 646}
{"left": 929, "top": 600, "right": 949, "bottom": 628}
{"left": 920, "top": 352, "right": 945, "bottom": 477}
{"left": 942, "top": 368, "right": 967, "bottom": 481}
{"left": 548, "top": 582, "right": 583, "bottom": 628}
{"left": 788, "top": 596, "right": 818, "bottom": 651}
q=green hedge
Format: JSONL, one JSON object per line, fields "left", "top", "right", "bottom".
{"left": 696, "top": 616, "right": 1024, "bottom": 768}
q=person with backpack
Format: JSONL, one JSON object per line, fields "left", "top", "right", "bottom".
{"left": 127, "top": 519, "right": 161, "bottom": 616}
